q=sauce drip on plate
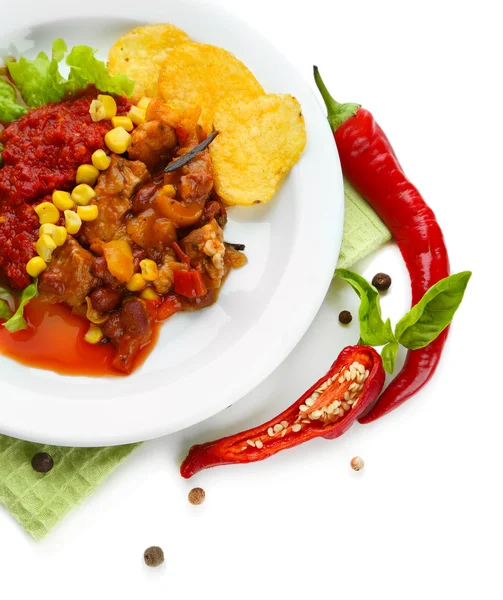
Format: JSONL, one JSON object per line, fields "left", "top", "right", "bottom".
{"left": 0, "top": 297, "right": 157, "bottom": 376}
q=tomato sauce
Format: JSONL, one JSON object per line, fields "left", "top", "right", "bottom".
{"left": 0, "top": 297, "right": 158, "bottom": 377}
{"left": 0, "top": 90, "right": 130, "bottom": 290}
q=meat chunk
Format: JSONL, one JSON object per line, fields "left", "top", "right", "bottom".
{"left": 102, "top": 298, "right": 153, "bottom": 374}
{"left": 80, "top": 155, "right": 151, "bottom": 244}
{"left": 126, "top": 208, "right": 178, "bottom": 261}
{"left": 39, "top": 237, "right": 98, "bottom": 307}
{"left": 128, "top": 120, "right": 177, "bottom": 172}
{"left": 180, "top": 218, "right": 226, "bottom": 288}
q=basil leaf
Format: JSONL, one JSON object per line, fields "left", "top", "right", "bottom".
{"left": 336, "top": 268, "right": 395, "bottom": 346}
{"left": 381, "top": 341, "right": 399, "bottom": 374}
{"left": 2, "top": 280, "right": 38, "bottom": 333}
{"left": 395, "top": 271, "right": 472, "bottom": 350}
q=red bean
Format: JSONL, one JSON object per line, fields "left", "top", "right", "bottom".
{"left": 121, "top": 299, "right": 149, "bottom": 337}
{"left": 90, "top": 287, "right": 122, "bottom": 313}
{"left": 132, "top": 183, "right": 159, "bottom": 214}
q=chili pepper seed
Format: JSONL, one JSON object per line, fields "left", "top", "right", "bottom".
{"left": 31, "top": 452, "right": 54, "bottom": 473}
{"left": 188, "top": 487, "right": 206, "bottom": 505}
{"left": 338, "top": 310, "right": 352, "bottom": 324}
{"left": 144, "top": 546, "right": 165, "bottom": 567}
{"left": 350, "top": 456, "right": 365, "bottom": 471}
{"left": 372, "top": 272, "right": 392, "bottom": 291}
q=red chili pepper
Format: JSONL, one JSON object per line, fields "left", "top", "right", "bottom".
{"left": 314, "top": 67, "right": 450, "bottom": 424}
{"left": 180, "top": 345, "right": 384, "bottom": 478}
{"left": 172, "top": 241, "right": 192, "bottom": 267}
{"left": 157, "top": 293, "right": 183, "bottom": 321}
{"left": 173, "top": 269, "right": 207, "bottom": 298}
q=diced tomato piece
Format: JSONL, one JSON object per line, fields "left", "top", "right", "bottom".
{"left": 173, "top": 269, "right": 207, "bottom": 298}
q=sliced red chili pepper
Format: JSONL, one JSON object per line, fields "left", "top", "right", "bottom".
{"left": 314, "top": 67, "right": 450, "bottom": 423}
{"left": 173, "top": 269, "right": 207, "bottom": 298}
{"left": 157, "top": 294, "right": 183, "bottom": 321}
{"left": 172, "top": 241, "right": 191, "bottom": 267}
{"left": 180, "top": 345, "right": 384, "bottom": 478}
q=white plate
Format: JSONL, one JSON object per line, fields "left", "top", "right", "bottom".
{"left": 0, "top": 1, "right": 343, "bottom": 446}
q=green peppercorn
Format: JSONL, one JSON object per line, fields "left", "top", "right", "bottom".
{"left": 372, "top": 272, "right": 392, "bottom": 291}
{"left": 338, "top": 310, "right": 352, "bottom": 325}
{"left": 144, "top": 546, "right": 165, "bottom": 568}
{"left": 31, "top": 452, "right": 54, "bottom": 473}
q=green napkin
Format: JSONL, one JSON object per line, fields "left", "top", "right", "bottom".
{"left": 0, "top": 178, "right": 390, "bottom": 540}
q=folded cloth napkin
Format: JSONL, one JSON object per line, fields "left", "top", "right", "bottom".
{"left": 0, "top": 178, "right": 391, "bottom": 540}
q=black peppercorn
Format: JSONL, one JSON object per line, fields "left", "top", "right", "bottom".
{"left": 31, "top": 452, "right": 54, "bottom": 473}
{"left": 144, "top": 546, "right": 165, "bottom": 568}
{"left": 338, "top": 310, "right": 352, "bottom": 325}
{"left": 372, "top": 272, "right": 392, "bottom": 291}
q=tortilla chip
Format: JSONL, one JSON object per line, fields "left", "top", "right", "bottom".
{"left": 158, "top": 43, "right": 264, "bottom": 132}
{"left": 210, "top": 94, "right": 306, "bottom": 206}
{"left": 108, "top": 24, "right": 191, "bottom": 103}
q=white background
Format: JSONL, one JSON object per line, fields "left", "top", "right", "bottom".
{"left": 1, "top": 0, "right": 501, "bottom": 599}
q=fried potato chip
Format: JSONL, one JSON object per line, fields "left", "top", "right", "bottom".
{"left": 209, "top": 94, "right": 306, "bottom": 206}
{"left": 108, "top": 24, "right": 191, "bottom": 103}
{"left": 158, "top": 43, "right": 265, "bottom": 132}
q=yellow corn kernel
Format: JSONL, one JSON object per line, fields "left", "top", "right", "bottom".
{"left": 91, "top": 149, "right": 111, "bottom": 171}
{"left": 84, "top": 323, "right": 104, "bottom": 345}
{"left": 89, "top": 99, "right": 104, "bottom": 122}
{"left": 39, "top": 223, "right": 57, "bottom": 238}
{"left": 53, "top": 226, "right": 68, "bottom": 247}
{"left": 64, "top": 210, "right": 82, "bottom": 235}
{"left": 26, "top": 256, "right": 48, "bottom": 278}
{"left": 140, "top": 287, "right": 160, "bottom": 301}
{"left": 76, "top": 164, "right": 100, "bottom": 186}
{"left": 111, "top": 116, "right": 134, "bottom": 132}
{"left": 160, "top": 184, "right": 176, "bottom": 198}
{"left": 77, "top": 205, "right": 99, "bottom": 222}
{"left": 137, "top": 97, "right": 152, "bottom": 110}
{"left": 128, "top": 105, "right": 146, "bottom": 125}
{"left": 36, "top": 234, "right": 57, "bottom": 263}
{"left": 34, "top": 202, "right": 60, "bottom": 225}
{"left": 89, "top": 95, "right": 117, "bottom": 122}
{"left": 104, "top": 127, "right": 132, "bottom": 154}
{"left": 71, "top": 183, "right": 96, "bottom": 206}
{"left": 98, "top": 95, "right": 117, "bottom": 119}
{"left": 39, "top": 223, "right": 67, "bottom": 247}
{"left": 52, "top": 190, "right": 74, "bottom": 211}
{"left": 140, "top": 259, "right": 159, "bottom": 282}
{"left": 126, "top": 273, "right": 147, "bottom": 292}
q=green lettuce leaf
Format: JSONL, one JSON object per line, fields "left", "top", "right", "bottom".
{"left": 6, "top": 39, "right": 67, "bottom": 107}
{"left": 5, "top": 38, "right": 135, "bottom": 110}
{"left": 65, "top": 46, "right": 135, "bottom": 98}
{"left": 0, "top": 299, "right": 12, "bottom": 320}
{"left": 0, "top": 286, "right": 14, "bottom": 321}
{"left": 1, "top": 280, "right": 38, "bottom": 333}
{"left": 0, "top": 79, "right": 27, "bottom": 121}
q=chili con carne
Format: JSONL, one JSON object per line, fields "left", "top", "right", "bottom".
{"left": 180, "top": 345, "right": 384, "bottom": 478}
{"left": 314, "top": 67, "right": 450, "bottom": 424}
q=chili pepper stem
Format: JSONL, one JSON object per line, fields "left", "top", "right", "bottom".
{"left": 313, "top": 66, "right": 360, "bottom": 131}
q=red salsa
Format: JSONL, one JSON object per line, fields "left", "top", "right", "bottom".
{"left": 0, "top": 90, "right": 129, "bottom": 289}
